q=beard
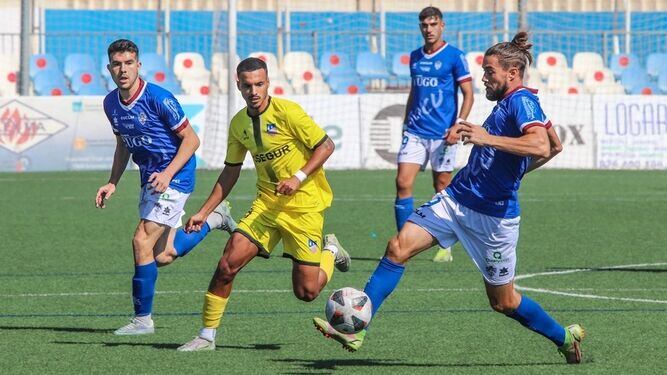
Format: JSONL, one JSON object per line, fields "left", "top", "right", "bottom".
{"left": 485, "top": 83, "right": 507, "bottom": 101}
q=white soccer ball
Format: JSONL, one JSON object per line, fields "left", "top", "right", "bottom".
{"left": 325, "top": 287, "right": 372, "bottom": 334}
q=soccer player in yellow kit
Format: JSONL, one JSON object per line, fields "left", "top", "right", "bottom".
{"left": 177, "top": 57, "right": 350, "bottom": 351}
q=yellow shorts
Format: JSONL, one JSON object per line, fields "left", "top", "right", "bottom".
{"left": 236, "top": 199, "right": 324, "bottom": 265}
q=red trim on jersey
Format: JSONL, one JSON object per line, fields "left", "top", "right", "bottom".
{"left": 173, "top": 119, "right": 190, "bottom": 133}
{"left": 503, "top": 85, "right": 538, "bottom": 99}
{"left": 522, "top": 122, "right": 548, "bottom": 134}
{"left": 422, "top": 41, "right": 447, "bottom": 57}
{"left": 545, "top": 120, "right": 553, "bottom": 129}
{"left": 458, "top": 77, "right": 472, "bottom": 84}
{"left": 120, "top": 78, "right": 145, "bottom": 106}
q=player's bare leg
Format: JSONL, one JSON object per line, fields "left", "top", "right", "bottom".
{"left": 178, "top": 233, "right": 257, "bottom": 351}
{"left": 432, "top": 170, "right": 454, "bottom": 262}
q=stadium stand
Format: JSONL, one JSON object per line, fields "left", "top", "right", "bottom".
{"left": 320, "top": 52, "right": 354, "bottom": 77}
{"left": 646, "top": 53, "right": 667, "bottom": 78}
{"left": 64, "top": 53, "right": 96, "bottom": 80}
{"left": 609, "top": 53, "right": 640, "bottom": 78}
{"left": 572, "top": 52, "right": 605, "bottom": 81}
{"left": 29, "top": 53, "right": 59, "bottom": 79}
{"left": 356, "top": 52, "right": 391, "bottom": 89}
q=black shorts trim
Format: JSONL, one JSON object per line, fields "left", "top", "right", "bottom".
{"left": 233, "top": 228, "right": 270, "bottom": 259}
{"left": 282, "top": 252, "right": 320, "bottom": 266}
{"left": 224, "top": 161, "right": 243, "bottom": 167}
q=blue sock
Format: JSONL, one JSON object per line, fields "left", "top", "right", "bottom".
{"left": 508, "top": 295, "right": 566, "bottom": 346}
{"left": 364, "top": 256, "right": 405, "bottom": 316}
{"left": 174, "top": 223, "right": 211, "bottom": 257}
{"left": 394, "top": 197, "right": 414, "bottom": 231}
{"left": 132, "top": 261, "right": 158, "bottom": 317}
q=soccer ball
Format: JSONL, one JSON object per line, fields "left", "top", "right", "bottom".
{"left": 325, "top": 287, "right": 372, "bottom": 334}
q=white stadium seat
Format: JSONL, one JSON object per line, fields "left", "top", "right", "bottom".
{"left": 537, "top": 51, "right": 568, "bottom": 77}
{"left": 572, "top": 52, "right": 604, "bottom": 81}
{"left": 283, "top": 51, "right": 317, "bottom": 81}
{"left": 173, "top": 52, "right": 208, "bottom": 80}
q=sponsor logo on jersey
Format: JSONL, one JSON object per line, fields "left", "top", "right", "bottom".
{"left": 0, "top": 99, "right": 68, "bottom": 154}
{"left": 486, "top": 266, "right": 497, "bottom": 277}
{"left": 266, "top": 123, "right": 278, "bottom": 135}
{"left": 414, "top": 76, "right": 438, "bottom": 87}
{"left": 499, "top": 267, "right": 509, "bottom": 277}
{"left": 253, "top": 144, "right": 291, "bottom": 163}
{"left": 120, "top": 114, "right": 135, "bottom": 120}
{"left": 121, "top": 134, "right": 153, "bottom": 148}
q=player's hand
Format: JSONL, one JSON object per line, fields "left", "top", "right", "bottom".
{"left": 148, "top": 171, "right": 173, "bottom": 194}
{"left": 457, "top": 121, "right": 491, "bottom": 146}
{"left": 444, "top": 124, "right": 464, "bottom": 145}
{"left": 276, "top": 176, "right": 301, "bottom": 196}
{"left": 185, "top": 211, "right": 208, "bottom": 233}
{"left": 95, "top": 183, "right": 116, "bottom": 209}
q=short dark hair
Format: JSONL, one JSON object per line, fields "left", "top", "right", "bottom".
{"left": 419, "top": 6, "right": 443, "bottom": 21}
{"left": 107, "top": 39, "right": 139, "bottom": 60}
{"left": 236, "top": 57, "right": 268, "bottom": 76}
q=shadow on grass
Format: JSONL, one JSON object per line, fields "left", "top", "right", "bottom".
{"left": 0, "top": 326, "right": 114, "bottom": 333}
{"left": 273, "top": 358, "right": 564, "bottom": 371}
{"left": 52, "top": 340, "right": 283, "bottom": 351}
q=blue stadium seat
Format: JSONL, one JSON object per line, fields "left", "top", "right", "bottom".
{"left": 391, "top": 52, "right": 411, "bottom": 80}
{"left": 630, "top": 82, "right": 659, "bottom": 95}
{"left": 29, "top": 54, "right": 59, "bottom": 79}
{"left": 70, "top": 69, "right": 104, "bottom": 93}
{"left": 320, "top": 52, "right": 354, "bottom": 77}
{"left": 155, "top": 80, "right": 183, "bottom": 95}
{"left": 33, "top": 69, "right": 66, "bottom": 94}
{"left": 609, "top": 53, "right": 640, "bottom": 78}
{"left": 356, "top": 52, "right": 390, "bottom": 81}
{"left": 658, "top": 68, "right": 667, "bottom": 94}
{"left": 76, "top": 81, "right": 108, "bottom": 95}
{"left": 620, "top": 67, "right": 650, "bottom": 93}
{"left": 64, "top": 53, "right": 96, "bottom": 80}
{"left": 140, "top": 53, "right": 168, "bottom": 75}
{"left": 327, "top": 72, "right": 366, "bottom": 94}
{"left": 144, "top": 69, "right": 179, "bottom": 86}
{"left": 100, "top": 54, "right": 111, "bottom": 80}
{"left": 646, "top": 53, "right": 667, "bottom": 78}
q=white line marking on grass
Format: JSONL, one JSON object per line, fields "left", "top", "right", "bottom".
{"left": 515, "top": 262, "right": 667, "bottom": 304}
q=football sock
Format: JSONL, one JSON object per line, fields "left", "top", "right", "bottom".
{"left": 394, "top": 197, "right": 414, "bottom": 231}
{"left": 508, "top": 295, "right": 566, "bottom": 346}
{"left": 134, "top": 314, "right": 153, "bottom": 325}
{"left": 320, "top": 249, "right": 335, "bottom": 283}
{"left": 202, "top": 292, "right": 229, "bottom": 331}
{"left": 132, "top": 261, "right": 158, "bottom": 317}
{"left": 364, "top": 256, "right": 405, "bottom": 316}
{"left": 174, "top": 223, "right": 211, "bottom": 257}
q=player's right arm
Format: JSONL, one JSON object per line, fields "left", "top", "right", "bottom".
{"left": 185, "top": 164, "right": 242, "bottom": 232}
{"left": 95, "top": 135, "right": 130, "bottom": 208}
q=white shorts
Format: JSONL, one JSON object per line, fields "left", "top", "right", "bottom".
{"left": 138, "top": 185, "right": 189, "bottom": 228}
{"left": 397, "top": 131, "right": 457, "bottom": 172}
{"left": 408, "top": 192, "right": 520, "bottom": 285}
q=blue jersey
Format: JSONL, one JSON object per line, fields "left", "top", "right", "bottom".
{"left": 406, "top": 42, "right": 471, "bottom": 139}
{"left": 103, "top": 79, "right": 195, "bottom": 193}
{"left": 447, "top": 87, "right": 551, "bottom": 219}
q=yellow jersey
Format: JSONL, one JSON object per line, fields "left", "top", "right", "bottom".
{"left": 225, "top": 97, "right": 333, "bottom": 213}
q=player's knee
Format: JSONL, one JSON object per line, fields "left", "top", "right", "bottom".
{"left": 214, "top": 257, "right": 239, "bottom": 284}
{"left": 293, "top": 286, "right": 319, "bottom": 302}
{"left": 489, "top": 298, "right": 520, "bottom": 315}
{"left": 154, "top": 252, "right": 176, "bottom": 267}
{"left": 395, "top": 176, "right": 412, "bottom": 194}
{"left": 385, "top": 236, "right": 409, "bottom": 264}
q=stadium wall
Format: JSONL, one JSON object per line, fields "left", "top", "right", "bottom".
{"left": 1, "top": 94, "right": 665, "bottom": 172}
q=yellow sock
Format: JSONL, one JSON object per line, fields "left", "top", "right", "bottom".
{"left": 202, "top": 292, "right": 229, "bottom": 329}
{"left": 320, "top": 249, "right": 335, "bottom": 284}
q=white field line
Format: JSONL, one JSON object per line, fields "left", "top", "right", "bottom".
{"left": 514, "top": 262, "right": 667, "bottom": 304}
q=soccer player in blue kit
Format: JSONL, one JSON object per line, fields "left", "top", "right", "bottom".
{"left": 314, "top": 32, "right": 586, "bottom": 364}
{"left": 95, "top": 39, "right": 236, "bottom": 335}
{"left": 395, "top": 6, "right": 474, "bottom": 263}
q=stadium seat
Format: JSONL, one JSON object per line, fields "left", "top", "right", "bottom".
{"left": 180, "top": 70, "right": 211, "bottom": 95}
{"left": 173, "top": 52, "right": 208, "bottom": 80}
{"left": 327, "top": 72, "right": 366, "bottom": 94}
{"left": 0, "top": 66, "right": 18, "bottom": 96}
{"left": 546, "top": 68, "right": 578, "bottom": 92}
{"left": 646, "top": 53, "right": 667, "bottom": 78}
{"left": 33, "top": 69, "right": 67, "bottom": 95}
{"left": 525, "top": 68, "right": 543, "bottom": 89}
{"left": 572, "top": 52, "right": 604, "bottom": 80}
{"left": 590, "top": 82, "right": 625, "bottom": 95}
{"left": 609, "top": 53, "right": 639, "bottom": 78}
{"left": 356, "top": 52, "right": 390, "bottom": 81}
{"left": 140, "top": 53, "right": 169, "bottom": 75}
{"left": 64, "top": 53, "right": 96, "bottom": 80}
{"left": 303, "top": 80, "right": 331, "bottom": 94}
{"left": 536, "top": 51, "right": 567, "bottom": 77}
{"left": 283, "top": 51, "right": 317, "bottom": 81}
{"left": 620, "top": 67, "right": 650, "bottom": 93}
{"left": 144, "top": 69, "right": 179, "bottom": 86}
{"left": 156, "top": 80, "right": 183, "bottom": 95}
{"left": 391, "top": 52, "right": 411, "bottom": 80}
{"left": 320, "top": 52, "right": 354, "bottom": 77}
{"left": 0, "top": 54, "right": 19, "bottom": 71}
{"left": 211, "top": 52, "right": 241, "bottom": 71}
{"left": 551, "top": 83, "right": 584, "bottom": 95}
{"left": 269, "top": 80, "right": 294, "bottom": 96}
{"left": 290, "top": 69, "right": 326, "bottom": 94}
{"left": 29, "top": 54, "right": 59, "bottom": 79}
{"left": 465, "top": 51, "right": 485, "bottom": 71}
{"left": 658, "top": 69, "right": 667, "bottom": 94}
{"left": 248, "top": 51, "right": 279, "bottom": 75}
{"left": 76, "top": 81, "right": 108, "bottom": 95}
{"left": 630, "top": 82, "right": 659, "bottom": 95}
{"left": 583, "top": 68, "right": 615, "bottom": 92}
{"left": 70, "top": 69, "right": 103, "bottom": 93}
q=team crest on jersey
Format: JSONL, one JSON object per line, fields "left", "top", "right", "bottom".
{"left": 138, "top": 112, "right": 147, "bottom": 125}
{"left": 266, "top": 123, "right": 278, "bottom": 135}
{"left": 308, "top": 239, "right": 318, "bottom": 253}
{"left": 434, "top": 60, "right": 442, "bottom": 70}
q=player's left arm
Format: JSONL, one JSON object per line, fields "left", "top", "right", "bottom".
{"left": 457, "top": 121, "right": 550, "bottom": 158}
{"left": 445, "top": 52, "right": 475, "bottom": 143}
{"left": 526, "top": 126, "right": 563, "bottom": 172}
